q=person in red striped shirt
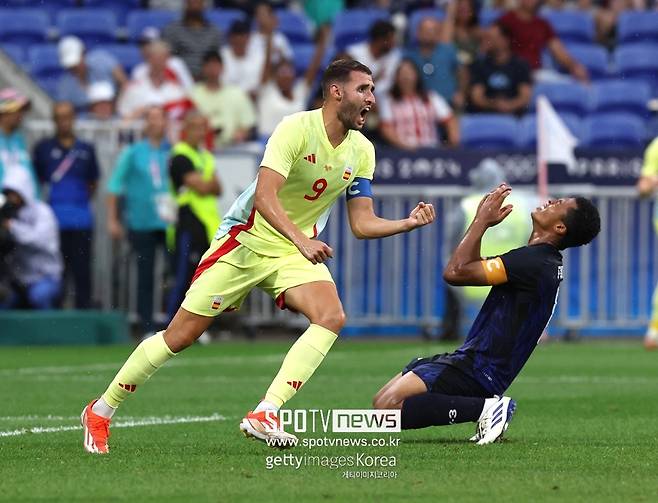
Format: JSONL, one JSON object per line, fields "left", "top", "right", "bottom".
{"left": 379, "top": 59, "right": 460, "bottom": 150}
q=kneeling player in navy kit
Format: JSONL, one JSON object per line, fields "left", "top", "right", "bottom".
{"left": 373, "top": 184, "right": 600, "bottom": 444}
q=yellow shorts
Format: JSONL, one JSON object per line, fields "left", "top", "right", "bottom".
{"left": 181, "top": 234, "right": 334, "bottom": 317}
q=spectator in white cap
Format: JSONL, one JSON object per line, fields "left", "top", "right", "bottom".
{"left": 56, "top": 36, "right": 127, "bottom": 113}
{"left": 87, "top": 81, "right": 116, "bottom": 120}
{"left": 131, "top": 27, "right": 194, "bottom": 91}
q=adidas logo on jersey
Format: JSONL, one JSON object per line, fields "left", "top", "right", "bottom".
{"left": 287, "top": 380, "right": 303, "bottom": 390}
{"left": 118, "top": 383, "right": 137, "bottom": 392}
{"left": 304, "top": 154, "right": 316, "bottom": 164}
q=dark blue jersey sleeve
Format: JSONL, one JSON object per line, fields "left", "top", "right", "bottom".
{"left": 498, "top": 246, "right": 539, "bottom": 290}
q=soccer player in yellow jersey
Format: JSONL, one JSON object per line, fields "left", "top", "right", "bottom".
{"left": 637, "top": 135, "right": 658, "bottom": 350}
{"left": 80, "top": 59, "right": 435, "bottom": 453}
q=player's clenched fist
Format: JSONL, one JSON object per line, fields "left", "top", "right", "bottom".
{"left": 297, "top": 238, "right": 334, "bottom": 264}
{"left": 406, "top": 201, "right": 436, "bottom": 230}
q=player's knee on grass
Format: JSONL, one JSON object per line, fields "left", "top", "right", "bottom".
{"left": 373, "top": 391, "right": 403, "bottom": 410}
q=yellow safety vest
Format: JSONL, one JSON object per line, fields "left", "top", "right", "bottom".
{"left": 171, "top": 142, "right": 221, "bottom": 243}
{"left": 461, "top": 193, "right": 532, "bottom": 301}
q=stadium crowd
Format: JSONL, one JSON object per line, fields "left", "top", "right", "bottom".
{"left": 0, "top": 0, "right": 657, "bottom": 337}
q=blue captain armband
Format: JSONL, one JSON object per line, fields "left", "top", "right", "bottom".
{"left": 345, "top": 177, "right": 373, "bottom": 200}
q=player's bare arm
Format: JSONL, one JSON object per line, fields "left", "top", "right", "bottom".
{"left": 443, "top": 183, "right": 513, "bottom": 286}
{"left": 255, "top": 166, "right": 333, "bottom": 264}
{"left": 346, "top": 197, "right": 435, "bottom": 239}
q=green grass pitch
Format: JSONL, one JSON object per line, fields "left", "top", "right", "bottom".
{"left": 1, "top": 339, "right": 656, "bottom": 502}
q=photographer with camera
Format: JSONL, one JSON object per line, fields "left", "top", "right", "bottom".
{"left": 0, "top": 167, "right": 63, "bottom": 310}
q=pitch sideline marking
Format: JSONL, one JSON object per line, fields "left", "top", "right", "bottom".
{"left": 0, "top": 353, "right": 348, "bottom": 377}
{"left": 0, "top": 413, "right": 228, "bottom": 438}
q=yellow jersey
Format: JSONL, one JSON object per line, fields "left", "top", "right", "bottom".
{"left": 216, "top": 109, "right": 375, "bottom": 256}
{"left": 641, "top": 137, "right": 658, "bottom": 226}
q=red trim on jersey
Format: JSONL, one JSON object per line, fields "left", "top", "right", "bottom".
{"left": 312, "top": 224, "right": 318, "bottom": 238}
{"left": 190, "top": 208, "right": 256, "bottom": 284}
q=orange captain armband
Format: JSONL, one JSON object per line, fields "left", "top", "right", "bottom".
{"left": 480, "top": 257, "right": 508, "bottom": 285}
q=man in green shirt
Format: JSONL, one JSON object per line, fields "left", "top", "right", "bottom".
{"left": 190, "top": 51, "right": 255, "bottom": 149}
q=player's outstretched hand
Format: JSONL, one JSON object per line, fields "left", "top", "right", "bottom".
{"left": 406, "top": 201, "right": 435, "bottom": 230}
{"left": 476, "top": 183, "right": 513, "bottom": 228}
{"left": 297, "top": 238, "right": 334, "bottom": 265}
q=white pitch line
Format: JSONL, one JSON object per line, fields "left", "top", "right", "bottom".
{"left": 0, "top": 352, "right": 348, "bottom": 377}
{"left": 0, "top": 413, "right": 228, "bottom": 438}
{"left": 0, "top": 354, "right": 286, "bottom": 377}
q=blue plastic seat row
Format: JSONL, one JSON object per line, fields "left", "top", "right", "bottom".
{"left": 461, "top": 113, "right": 648, "bottom": 149}
{"left": 479, "top": 9, "right": 658, "bottom": 44}
{"left": 0, "top": 8, "right": 249, "bottom": 45}
{"left": 529, "top": 80, "right": 652, "bottom": 119}
{"left": 544, "top": 42, "right": 658, "bottom": 87}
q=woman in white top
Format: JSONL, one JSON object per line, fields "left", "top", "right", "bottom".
{"left": 256, "top": 25, "right": 331, "bottom": 139}
{"left": 379, "top": 59, "right": 460, "bottom": 150}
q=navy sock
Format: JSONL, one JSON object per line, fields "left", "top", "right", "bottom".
{"left": 401, "top": 393, "right": 486, "bottom": 429}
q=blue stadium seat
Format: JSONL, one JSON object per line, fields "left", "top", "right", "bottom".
{"left": 83, "top": 0, "right": 141, "bottom": 26}
{"left": 408, "top": 8, "right": 445, "bottom": 43}
{"left": 292, "top": 43, "right": 315, "bottom": 75}
{"left": 207, "top": 9, "right": 245, "bottom": 35}
{"left": 561, "top": 43, "right": 610, "bottom": 79}
{"left": 531, "top": 82, "right": 590, "bottom": 116}
{"left": 542, "top": 10, "right": 595, "bottom": 43}
{"left": 28, "top": 44, "right": 64, "bottom": 79}
{"left": 333, "top": 9, "right": 388, "bottom": 51}
{"left": 126, "top": 10, "right": 178, "bottom": 42}
{"left": 4, "top": 0, "right": 75, "bottom": 21}
{"left": 1, "top": 44, "right": 25, "bottom": 66}
{"left": 479, "top": 7, "right": 502, "bottom": 27}
{"left": 583, "top": 113, "right": 646, "bottom": 148}
{"left": 617, "top": 11, "right": 658, "bottom": 45}
{"left": 57, "top": 9, "right": 118, "bottom": 47}
{"left": 646, "top": 116, "right": 658, "bottom": 142}
{"left": 614, "top": 45, "right": 658, "bottom": 94}
{"left": 0, "top": 9, "right": 49, "bottom": 45}
{"left": 104, "top": 44, "right": 142, "bottom": 73}
{"left": 460, "top": 114, "right": 518, "bottom": 149}
{"left": 590, "top": 80, "right": 651, "bottom": 119}
{"left": 517, "top": 113, "right": 583, "bottom": 149}
{"left": 275, "top": 9, "right": 312, "bottom": 44}
{"left": 36, "top": 76, "right": 59, "bottom": 99}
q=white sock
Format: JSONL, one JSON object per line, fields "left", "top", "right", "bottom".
{"left": 254, "top": 400, "right": 279, "bottom": 413}
{"left": 91, "top": 396, "right": 117, "bottom": 419}
{"left": 478, "top": 397, "right": 499, "bottom": 422}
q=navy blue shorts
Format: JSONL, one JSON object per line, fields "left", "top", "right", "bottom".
{"left": 402, "top": 354, "right": 491, "bottom": 397}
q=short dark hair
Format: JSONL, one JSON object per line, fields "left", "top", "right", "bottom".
{"left": 558, "top": 197, "right": 601, "bottom": 250}
{"left": 202, "top": 50, "right": 222, "bottom": 65}
{"left": 369, "top": 20, "right": 395, "bottom": 41}
{"left": 493, "top": 21, "right": 513, "bottom": 41}
{"left": 321, "top": 59, "right": 372, "bottom": 99}
{"left": 228, "top": 20, "right": 250, "bottom": 36}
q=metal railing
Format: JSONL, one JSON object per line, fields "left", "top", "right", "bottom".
{"left": 243, "top": 186, "right": 656, "bottom": 336}
{"left": 22, "top": 121, "right": 655, "bottom": 335}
